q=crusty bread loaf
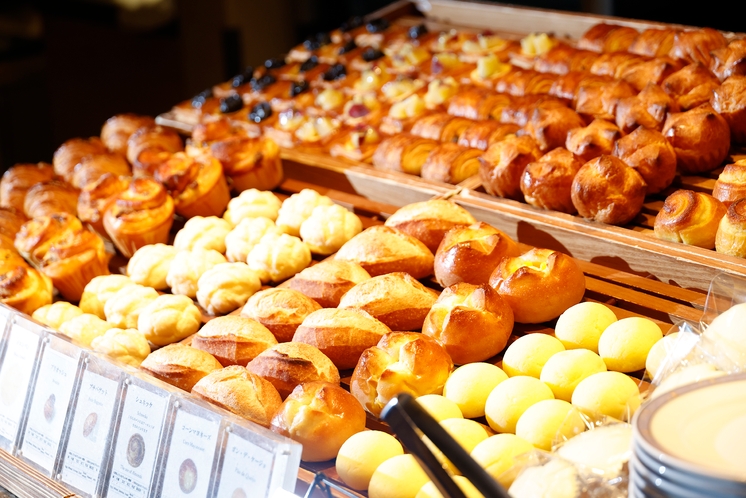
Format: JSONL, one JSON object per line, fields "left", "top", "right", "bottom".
{"left": 140, "top": 343, "right": 223, "bottom": 392}
{"left": 384, "top": 199, "right": 477, "bottom": 253}
{"left": 287, "top": 260, "right": 371, "bottom": 308}
{"left": 191, "top": 315, "right": 278, "bottom": 366}
{"left": 241, "top": 288, "right": 321, "bottom": 343}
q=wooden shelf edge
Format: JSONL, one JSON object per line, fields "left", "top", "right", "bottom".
{"left": 0, "top": 450, "right": 79, "bottom": 498}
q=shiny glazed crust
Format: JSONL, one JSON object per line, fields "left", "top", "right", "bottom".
{"left": 716, "top": 199, "right": 746, "bottom": 257}
{"left": 24, "top": 181, "right": 79, "bottom": 219}
{"left": 156, "top": 152, "right": 230, "bottom": 218}
{"left": 654, "top": 190, "right": 727, "bottom": 248}
{"left": 713, "top": 160, "right": 746, "bottom": 206}
{"left": 287, "top": 259, "right": 371, "bottom": 308}
{"left": 101, "top": 114, "right": 156, "bottom": 156}
{"left": 140, "top": 344, "right": 223, "bottom": 392}
{"left": 77, "top": 174, "right": 131, "bottom": 236}
{"left": 662, "top": 104, "right": 731, "bottom": 174}
{"left": 126, "top": 126, "right": 184, "bottom": 177}
{"left": 0, "top": 163, "right": 55, "bottom": 212}
{"left": 372, "top": 134, "right": 438, "bottom": 176}
{"left": 241, "top": 288, "right": 322, "bottom": 343}
{"left": 615, "top": 82, "right": 679, "bottom": 133}
{"left": 565, "top": 119, "right": 621, "bottom": 163}
{"left": 711, "top": 75, "right": 746, "bottom": 144}
{"left": 52, "top": 137, "right": 108, "bottom": 182}
{"left": 0, "top": 264, "right": 53, "bottom": 315}
{"left": 70, "top": 153, "right": 131, "bottom": 190}
{"left": 520, "top": 148, "right": 584, "bottom": 213}
{"left": 479, "top": 134, "right": 542, "bottom": 200}
{"left": 384, "top": 199, "right": 477, "bottom": 254}
{"left": 421, "top": 143, "right": 482, "bottom": 184}
{"left": 612, "top": 127, "right": 676, "bottom": 195}
{"left": 521, "top": 106, "right": 586, "bottom": 153}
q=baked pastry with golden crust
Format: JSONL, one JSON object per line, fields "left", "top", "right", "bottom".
{"left": 1, "top": 162, "right": 55, "bottom": 212}
{"left": 589, "top": 52, "right": 643, "bottom": 79}
{"left": 350, "top": 331, "right": 453, "bottom": 417}
{"left": 287, "top": 260, "right": 371, "bottom": 308}
{"left": 53, "top": 137, "right": 107, "bottom": 182}
{"left": 137, "top": 294, "right": 203, "bottom": 346}
{"left": 620, "top": 57, "right": 682, "bottom": 92}
{"left": 711, "top": 39, "right": 746, "bottom": 81}
{"left": 166, "top": 248, "right": 227, "bottom": 298}
{"left": 225, "top": 217, "right": 282, "bottom": 263}
{"left": 14, "top": 212, "right": 83, "bottom": 265}
{"left": 77, "top": 174, "right": 131, "bottom": 237}
{"left": 276, "top": 189, "right": 334, "bottom": 237}
{"left": 242, "top": 288, "right": 322, "bottom": 343}
{"left": 716, "top": 199, "right": 746, "bottom": 258}
{"left": 24, "top": 180, "right": 79, "bottom": 219}
{"left": 521, "top": 106, "right": 585, "bottom": 153}
{"left": 480, "top": 134, "right": 542, "bottom": 200}
{"left": 713, "top": 160, "right": 746, "bottom": 206}
{"left": 372, "top": 134, "right": 439, "bottom": 176}
{"left": 384, "top": 200, "right": 477, "bottom": 254}
{"left": 421, "top": 143, "right": 482, "bottom": 184}
{"left": 101, "top": 114, "right": 156, "bottom": 156}
{"left": 565, "top": 119, "right": 621, "bottom": 163}
{"left": 669, "top": 28, "right": 727, "bottom": 67}
{"left": 571, "top": 155, "right": 647, "bottom": 225}
{"left": 578, "top": 23, "right": 637, "bottom": 53}
{"left": 457, "top": 121, "right": 520, "bottom": 151}
{"left": 662, "top": 104, "right": 731, "bottom": 174}
{"left": 615, "top": 82, "right": 679, "bottom": 133}
{"left": 127, "top": 125, "right": 184, "bottom": 177}
{"left": 209, "top": 136, "right": 283, "bottom": 192}
{"left": 575, "top": 79, "right": 636, "bottom": 121}
{"left": 520, "top": 147, "right": 584, "bottom": 213}
{"left": 32, "top": 301, "right": 84, "bottom": 330}
{"left": 654, "top": 190, "right": 726, "bottom": 249}
{"left": 447, "top": 87, "right": 512, "bottom": 121}
{"left": 629, "top": 28, "right": 678, "bottom": 57}
{"left": 58, "top": 313, "right": 114, "bottom": 347}
{"left": 0, "top": 263, "right": 52, "bottom": 315}
{"left": 173, "top": 215, "right": 232, "bottom": 253}
{"left": 711, "top": 75, "right": 746, "bottom": 144}
{"left": 192, "top": 316, "right": 278, "bottom": 366}
{"left": 662, "top": 63, "right": 721, "bottom": 110}
{"left": 103, "top": 177, "right": 174, "bottom": 258}
{"left": 70, "top": 152, "right": 131, "bottom": 190}
{"left": 499, "top": 95, "right": 567, "bottom": 127}
{"left": 0, "top": 207, "right": 27, "bottom": 250}
{"left": 411, "top": 113, "right": 472, "bottom": 142}
{"left": 126, "top": 243, "right": 178, "bottom": 290}
{"left": 90, "top": 328, "right": 151, "bottom": 367}
{"left": 299, "top": 204, "right": 363, "bottom": 255}
{"left": 79, "top": 274, "right": 136, "bottom": 319}
{"left": 104, "top": 284, "right": 159, "bottom": 329}
{"left": 155, "top": 152, "right": 230, "bottom": 219}
{"left": 141, "top": 344, "right": 223, "bottom": 392}
{"left": 247, "top": 232, "right": 311, "bottom": 283}
{"left": 196, "top": 262, "right": 262, "bottom": 315}
{"left": 223, "top": 189, "right": 282, "bottom": 226}
{"left": 612, "top": 127, "right": 677, "bottom": 195}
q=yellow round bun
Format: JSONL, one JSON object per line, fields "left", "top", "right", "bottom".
{"left": 598, "top": 317, "right": 663, "bottom": 372}
{"left": 502, "top": 334, "right": 565, "bottom": 378}
{"left": 336, "top": 431, "right": 404, "bottom": 491}
{"left": 571, "top": 371, "right": 641, "bottom": 421}
{"left": 515, "top": 399, "right": 585, "bottom": 451}
{"left": 416, "top": 476, "right": 484, "bottom": 498}
{"left": 369, "top": 454, "right": 430, "bottom": 498}
{"left": 417, "top": 394, "right": 463, "bottom": 422}
{"left": 485, "top": 376, "right": 554, "bottom": 434}
{"left": 444, "top": 363, "right": 508, "bottom": 419}
{"left": 539, "top": 349, "right": 607, "bottom": 402}
{"left": 471, "top": 434, "right": 534, "bottom": 485}
{"left": 554, "top": 302, "right": 617, "bottom": 353}
{"left": 645, "top": 332, "right": 680, "bottom": 380}
{"left": 427, "top": 418, "right": 491, "bottom": 475}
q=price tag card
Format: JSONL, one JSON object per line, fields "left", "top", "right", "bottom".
{"left": 0, "top": 317, "right": 44, "bottom": 452}
{"left": 0, "top": 303, "right": 11, "bottom": 339}
{"left": 59, "top": 354, "right": 123, "bottom": 498}
{"left": 105, "top": 377, "right": 170, "bottom": 498}
{"left": 156, "top": 398, "right": 222, "bottom": 498}
{"left": 19, "top": 334, "right": 82, "bottom": 475}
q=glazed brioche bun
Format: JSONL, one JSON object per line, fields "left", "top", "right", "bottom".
{"left": 520, "top": 148, "right": 584, "bottom": 214}
{"left": 434, "top": 221, "right": 520, "bottom": 288}
{"left": 612, "top": 127, "right": 677, "bottom": 195}
{"left": 384, "top": 200, "right": 477, "bottom": 254}
{"left": 479, "top": 134, "right": 542, "bottom": 200}
{"left": 654, "top": 190, "right": 727, "bottom": 249}
{"left": 711, "top": 75, "right": 746, "bottom": 144}
{"left": 140, "top": 344, "right": 223, "bottom": 392}
{"left": 287, "top": 259, "right": 371, "bottom": 308}
{"left": 241, "top": 288, "right": 321, "bottom": 343}
{"left": 270, "top": 381, "right": 366, "bottom": 462}
{"left": 713, "top": 160, "right": 746, "bottom": 206}
{"left": 191, "top": 315, "right": 278, "bottom": 366}
{"left": 662, "top": 104, "right": 731, "bottom": 174}
{"left": 489, "top": 248, "right": 586, "bottom": 323}
{"left": 716, "top": 198, "right": 746, "bottom": 258}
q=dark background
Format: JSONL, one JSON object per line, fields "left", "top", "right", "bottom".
{"left": 0, "top": 0, "right": 739, "bottom": 171}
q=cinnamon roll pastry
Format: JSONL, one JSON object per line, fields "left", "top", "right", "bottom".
{"left": 52, "top": 137, "right": 107, "bottom": 182}
{"left": 372, "top": 134, "right": 438, "bottom": 176}
{"left": 77, "top": 174, "right": 131, "bottom": 237}
{"left": 575, "top": 79, "right": 636, "bottom": 121}
{"left": 421, "top": 143, "right": 482, "bottom": 184}
{"left": 0, "top": 264, "right": 53, "bottom": 315}
{"left": 447, "top": 87, "right": 512, "bottom": 121}
{"left": 480, "top": 134, "right": 542, "bottom": 200}
{"left": 619, "top": 57, "right": 682, "bottom": 91}
{"left": 14, "top": 212, "right": 83, "bottom": 266}
{"left": 711, "top": 75, "right": 746, "bottom": 144}
{"left": 209, "top": 136, "right": 283, "bottom": 192}
{"left": 410, "top": 113, "right": 473, "bottom": 143}
{"left": 520, "top": 148, "right": 584, "bottom": 214}
{"left": 457, "top": 121, "right": 519, "bottom": 151}
{"left": 571, "top": 155, "right": 647, "bottom": 226}
{"left": 669, "top": 28, "right": 727, "bottom": 67}
{"left": 0, "top": 207, "right": 26, "bottom": 251}
{"left": 101, "top": 114, "right": 156, "bottom": 156}
{"left": 103, "top": 177, "right": 175, "bottom": 258}
{"left": 662, "top": 63, "right": 721, "bottom": 110}
{"left": 662, "top": 104, "right": 731, "bottom": 174}
{"left": 155, "top": 152, "right": 230, "bottom": 218}
{"left": 712, "top": 160, "right": 746, "bottom": 206}
{"left": 629, "top": 28, "right": 678, "bottom": 57}
{"left": 0, "top": 162, "right": 55, "bottom": 212}
{"left": 612, "top": 127, "right": 677, "bottom": 195}
{"left": 565, "top": 119, "right": 621, "bottom": 163}
{"left": 711, "top": 39, "right": 746, "bottom": 81}
{"left": 655, "top": 190, "right": 726, "bottom": 249}
{"left": 615, "top": 82, "right": 679, "bottom": 133}
{"left": 521, "top": 105, "right": 585, "bottom": 152}
{"left": 126, "top": 126, "right": 184, "bottom": 177}
{"left": 24, "top": 180, "right": 79, "bottom": 219}
{"left": 70, "top": 152, "right": 131, "bottom": 189}
{"left": 716, "top": 199, "right": 746, "bottom": 258}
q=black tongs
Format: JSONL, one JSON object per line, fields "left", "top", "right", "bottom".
{"left": 381, "top": 393, "right": 511, "bottom": 498}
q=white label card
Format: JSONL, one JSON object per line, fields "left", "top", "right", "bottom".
{"left": 215, "top": 433, "right": 274, "bottom": 498}
{"left": 160, "top": 409, "right": 220, "bottom": 498}
{"left": 107, "top": 384, "right": 168, "bottom": 498}
{"left": 0, "top": 325, "right": 40, "bottom": 444}
{"left": 60, "top": 369, "right": 120, "bottom": 494}
{"left": 21, "top": 347, "right": 79, "bottom": 472}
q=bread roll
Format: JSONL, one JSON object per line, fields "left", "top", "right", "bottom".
{"left": 79, "top": 274, "right": 136, "bottom": 319}
{"left": 612, "top": 127, "right": 676, "bottom": 195}
{"left": 104, "top": 284, "right": 159, "bottom": 330}
{"left": 520, "top": 148, "right": 584, "bottom": 214}
{"left": 32, "top": 301, "right": 84, "bottom": 330}
{"left": 662, "top": 104, "right": 731, "bottom": 174}
{"left": 565, "top": 119, "right": 621, "bottom": 163}
{"left": 223, "top": 189, "right": 282, "bottom": 226}
{"left": 225, "top": 216, "right": 282, "bottom": 263}
{"left": 287, "top": 260, "right": 371, "bottom": 308}
{"left": 192, "top": 316, "right": 278, "bottom": 366}
{"left": 669, "top": 28, "right": 727, "bottom": 67}
{"left": 90, "top": 328, "right": 151, "bottom": 367}
{"left": 247, "top": 232, "right": 312, "bottom": 283}
{"left": 59, "top": 313, "right": 114, "bottom": 347}
{"left": 521, "top": 106, "right": 586, "bottom": 153}
{"left": 575, "top": 79, "right": 635, "bottom": 121}
{"left": 140, "top": 344, "right": 222, "bottom": 392}
{"left": 716, "top": 199, "right": 746, "bottom": 258}
{"left": 126, "top": 243, "right": 178, "bottom": 290}
{"left": 713, "top": 160, "right": 746, "bottom": 206}
{"left": 137, "top": 294, "right": 203, "bottom": 346}
{"left": 173, "top": 215, "right": 232, "bottom": 254}
{"left": 276, "top": 188, "right": 334, "bottom": 237}
{"left": 711, "top": 39, "right": 746, "bottom": 81}
{"left": 241, "top": 288, "right": 322, "bottom": 342}
{"left": 196, "top": 262, "right": 262, "bottom": 315}
{"left": 299, "top": 204, "right": 363, "bottom": 255}
{"left": 629, "top": 28, "right": 677, "bottom": 57}
{"left": 479, "top": 135, "right": 542, "bottom": 200}
{"left": 711, "top": 75, "right": 746, "bottom": 144}
{"left": 654, "top": 190, "right": 726, "bottom": 249}
{"left": 384, "top": 200, "right": 477, "bottom": 254}
{"left": 615, "top": 82, "right": 679, "bottom": 134}
{"left": 166, "top": 248, "right": 227, "bottom": 298}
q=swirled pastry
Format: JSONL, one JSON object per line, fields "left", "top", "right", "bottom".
{"left": 662, "top": 104, "right": 731, "bottom": 174}
{"left": 104, "top": 284, "right": 159, "bottom": 330}
{"left": 612, "top": 127, "right": 677, "bottom": 195}
{"left": 655, "top": 190, "right": 726, "bottom": 248}
{"left": 411, "top": 113, "right": 473, "bottom": 142}
{"left": 126, "top": 243, "right": 178, "bottom": 289}
{"left": 0, "top": 264, "right": 52, "bottom": 315}
{"left": 24, "top": 181, "right": 79, "bottom": 219}
{"left": 155, "top": 152, "right": 230, "bottom": 219}
{"left": 1, "top": 163, "right": 55, "bottom": 212}
{"left": 247, "top": 232, "right": 311, "bottom": 283}
{"left": 716, "top": 199, "right": 746, "bottom": 258}
{"left": 565, "top": 119, "right": 621, "bottom": 163}
{"left": 209, "top": 136, "right": 283, "bottom": 192}
{"left": 14, "top": 212, "right": 83, "bottom": 265}
{"left": 421, "top": 143, "right": 482, "bottom": 184}
{"left": 299, "top": 204, "right": 363, "bottom": 255}
{"left": 59, "top": 313, "right": 114, "bottom": 347}
{"left": 521, "top": 148, "right": 584, "bottom": 213}
{"left": 615, "top": 82, "right": 679, "bottom": 133}
{"left": 101, "top": 114, "right": 156, "bottom": 156}
{"left": 137, "top": 294, "right": 203, "bottom": 346}
{"left": 480, "top": 134, "right": 542, "bottom": 200}
{"left": 521, "top": 106, "right": 586, "bottom": 153}
{"left": 79, "top": 274, "right": 137, "bottom": 319}
{"left": 166, "top": 248, "right": 227, "bottom": 298}
{"left": 225, "top": 217, "right": 283, "bottom": 263}
{"left": 276, "top": 189, "right": 334, "bottom": 237}
{"left": 127, "top": 125, "right": 183, "bottom": 177}
{"left": 372, "top": 134, "right": 439, "bottom": 176}
{"left": 53, "top": 137, "right": 108, "bottom": 182}
{"left": 70, "top": 152, "right": 130, "bottom": 190}
{"left": 662, "top": 63, "right": 721, "bottom": 110}
{"left": 196, "top": 262, "right": 262, "bottom": 315}
{"left": 31, "top": 301, "right": 83, "bottom": 330}
{"left": 77, "top": 174, "right": 131, "bottom": 237}
{"left": 173, "top": 215, "right": 232, "bottom": 253}
{"left": 711, "top": 75, "right": 746, "bottom": 144}
{"left": 223, "top": 189, "right": 282, "bottom": 226}
{"left": 91, "top": 328, "right": 151, "bottom": 367}
{"left": 713, "top": 160, "right": 746, "bottom": 206}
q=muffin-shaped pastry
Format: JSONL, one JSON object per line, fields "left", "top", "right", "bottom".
{"left": 192, "top": 316, "right": 278, "bottom": 366}
{"left": 77, "top": 174, "right": 131, "bottom": 237}
{"left": 420, "top": 143, "right": 483, "bottom": 184}
{"left": 384, "top": 200, "right": 477, "bottom": 254}
{"left": 247, "top": 342, "right": 340, "bottom": 399}
{"left": 713, "top": 160, "right": 746, "bottom": 206}
{"left": 299, "top": 204, "right": 363, "bottom": 256}
{"left": 662, "top": 104, "right": 731, "bottom": 174}
{"left": 276, "top": 189, "right": 334, "bottom": 237}
{"left": 126, "top": 125, "right": 184, "bottom": 177}
{"left": 434, "top": 221, "right": 520, "bottom": 288}
{"left": 32, "top": 301, "right": 83, "bottom": 330}
{"left": 242, "top": 288, "right": 321, "bottom": 343}
{"left": 287, "top": 260, "right": 371, "bottom": 308}
{"left": 571, "top": 155, "right": 647, "bottom": 226}
{"left": 196, "top": 262, "right": 262, "bottom": 315}
{"left": 225, "top": 217, "right": 283, "bottom": 263}
{"left": 0, "top": 207, "right": 27, "bottom": 249}
{"left": 223, "top": 189, "right": 282, "bottom": 226}
{"left": 140, "top": 344, "right": 223, "bottom": 392}
{"left": 52, "top": 137, "right": 107, "bottom": 182}
{"left": 104, "top": 284, "right": 159, "bottom": 330}
{"left": 192, "top": 366, "right": 282, "bottom": 427}
{"left": 350, "top": 332, "right": 453, "bottom": 417}
{"left": 126, "top": 243, "right": 178, "bottom": 290}
{"left": 489, "top": 248, "right": 586, "bottom": 323}
{"left": 271, "top": 381, "right": 366, "bottom": 462}
{"left": 339, "top": 224, "right": 435, "bottom": 278}
{"left": 14, "top": 212, "right": 83, "bottom": 265}
{"left": 711, "top": 75, "right": 746, "bottom": 144}
{"left": 520, "top": 106, "right": 586, "bottom": 153}
{"left": 79, "top": 274, "right": 137, "bottom": 319}
{"left": 338, "top": 272, "right": 439, "bottom": 331}
{"left": 0, "top": 264, "right": 53, "bottom": 315}
{"left": 565, "top": 119, "right": 621, "bottom": 163}
{"left": 58, "top": 313, "right": 114, "bottom": 347}
{"left": 612, "top": 127, "right": 677, "bottom": 195}
{"left": 293, "top": 308, "right": 391, "bottom": 370}
{"left": 575, "top": 79, "right": 636, "bottom": 121}
{"left": 423, "top": 283, "right": 514, "bottom": 365}
{"left": 372, "top": 134, "right": 439, "bottom": 176}
{"left": 1, "top": 162, "right": 55, "bottom": 212}
{"left": 137, "top": 294, "right": 203, "bottom": 346}
{"left": 520, "top": 148, "right": 584, "bottom": 214}
{"left": 155, "top": 152, "right": 230, "bottom": 219}
{"left": 629, "top": 28, "right": 678, "bottom": 57}
{"left": 716, "top": 199, "right": 746, "bottom": 258}
{"left": 711, "top": 39, "right": 746, "bottom": 81}
{"left": 662, "top": 63, "right": 721, "bottom": 110}
{"left": 70, "top": 152, "right": 131, "bottom": 190}
{"left": 101, "top": 114, "right": 156, "bottom": 156}
{"left": 90, "top": 328, "right": 151, "bottom": 367}
{"left": 669, "top": 28, "right": 727, "bottom": 67}
{"left": 24, "top": 181, "right": 79, "bottom": 219}
{"left": 173, "top": 215, "right": 232, "bottom": 254}
{"left": 103, "top": 177, "right": 175, "bottom": 258}
{"left": 166, "top": 248, "right": 227, "bottom": 298}
{"left": 209, "top": 136, "right": 283, "bottom": 192}
{"left": 480, "top": 135, "right": 542, "bottom": 200}
{"left": 615, "top": 82, "right": 679, "bottom": 134}
{"left": 247, "top": 232, "right": 311, "bottom": 283}
{"left": 654, "top": 190, "right": 727, "bottom": 249}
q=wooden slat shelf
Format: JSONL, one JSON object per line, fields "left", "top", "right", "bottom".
{"left": 0, "top": 450, "right": 78, "bottom": 498}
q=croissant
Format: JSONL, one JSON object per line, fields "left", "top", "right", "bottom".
{"left": 533, "top": 44, "right": 580, "bottom": 74}
{"left": 615, "top": 82, "right": 679, "bottom": 133}
{"left": 713, "top": 160, "right": 746, "bottom": 206}
{"left": 654, "top": 190, "right": 726, "bottom": 249}
{"left": 77, "top": 174, "right": 131, "bottom": 237}
{"left": 521, "top": 105, "right": 586, "bottom": 152}
{"left": 101, "top": 114, "right": 156, "bottom": 156}
{"left": 716, "top": 199, "right": 746, "bottom": 258}
{"left": 577, "top": 23, "right": 624, "bottom": 52}
{"left": 24, "top": 180, "right": 79, "bottom": 219}
{"left": 372, "top": 134, "right": 438, "bottom": 176}
{"left": 662, "top": 104, "right": 731, "bottom": 174}
{"left": 568, "top": 49, "right": 601, "bottom": 73}
{"left": 208, "top": 136, "right": 283, "bottom": 192}
{"left": 0, "top": 263, "right": 53, "bottom": 315}
{"left": 498, "top": 94, "right": 567, "bottom": 127}
{"left": 589, "top": 52, "right": 644, "bottom": 79}
{"left": 575, "top": 79, "right": 636, "bottom": 121}
{"left": 53, "top": 137, "right": 108, "bottom": 182}
{"left": 565, "top": 119, "right": 621, "bottom": 163}
{"left": 669, "top": 28, "right": 727, "bottom": 67}
{"left": 612, "top": 127, "right": 676, "bottom": 195}
{"left": 155, "top": 151, "right": 230, "bottom": 218}
{"left": 521, "top": 147, "right": 584, "bottom": 214}
{"left": 411, "top": 113, "right": 470, "bottom": 142}
{"left": 447, "top": 87, "right": 512, "bottom": 120}
{"left": 495, "top": 69, "right": 556, "bottom": 97}
{"left": 480, "top": 134, "right": 542, "bottom": 200}
{"left": 457, "top": 121, "right": 520, "bottom": 150}
{"left": 0, "top": 207, "right": 27, "bottom": 250}
{"left": 629, "top": 28, "right": 678, "bottom": 57}
{"left": 711, "top": 39, "right": 746, "bottom": 81}
{"left": 0, "top": 162, "right": 55, "bottom": 212}
{"left": 548, "top": 72, "right": 606, "bottom": 101}
{"left": 70, "top": 152, "right": 131, "bottom": 189}
{"left": 711, "top": 75, "right": 746, "bottom": 144}
{"left": 662, "top": 63, "right": 721, "bottom": 110}
{"left": 421, "top": 143, "right": 482, "bottom": 184}
{"left": 126, "top": 126, "right": 184, "bottom": 177}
